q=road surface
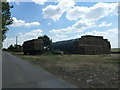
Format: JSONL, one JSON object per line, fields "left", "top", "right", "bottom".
{"left": 2, "top": 52, "right": 77, "bottom": 88}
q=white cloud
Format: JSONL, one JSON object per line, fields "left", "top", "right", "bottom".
{"left": 31, "top": 0, "right": 48, "bottom": 5}
{"left": 42, "top": 5, "right": 63, "bottom": 21}
{"left": 50, "top": 27, "right": 73, "bottom": 34}
{"left": 66, "top": 6, "right": 89, "bottom": 20}
{"left": 10, "top": 17, "right": 40, "bottom": 27}
{"left": 51, "top": 34, "right": 68, "bottom": 42}
{"left": 44, "top": 2, "right": 117, "bottom": 35}
{"left": 76, "top": 28, "right": 118, "bottom": 38}
{"left": 58, "top": 0, "right": 75, "bottom": 11}
{"left": 66, "top": 2, "right": 118, "bottom": 21}
{"left": 42, "top": 0, "right": 75, "bottom": 21}
{"left": 7, "top": 0, "right": 16, "bottom": 2}
{"left": 19, "top": 29, "right": 43, "bottom": 38}
{"left": 98, "top": 21, "right": 112, "bottom": 27}
{"left": 72, "top": 19, "right": 96, "bottom": 32}
{"left": 10, "top": 17, "right": 25, "bottom": 27}
{"left": 3, "top": 29, "right": 43, "bottom": 48}
{"left": 7, "top": 0, "right": 20, "bottom": 5}
{"left": 24, "top": 22, "right": 40, "bottom": 27}
{"left": 50, "top": 19, "right": 96, "bottom": 34}
{"left": 48, "top": 23, "right": 51, "bottom": 25}
{"left": 76, "top": 28, "right": 118, "bottom": 48}
{"left": 49, "top": 2, "right": 117, "bottom": 34}
{"left": 7, "top": 0, "right": 48, "bottom": 5}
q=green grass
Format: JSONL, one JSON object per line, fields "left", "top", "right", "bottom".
{"left": 111, "top": 48, "right": 120, "bottom": 52}
{"left": 18, "top": 54, "right": 119, "bottom": 65}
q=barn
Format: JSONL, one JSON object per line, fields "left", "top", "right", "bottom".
{"left": 52, "top": 35, "right": 111, "bottom": 55}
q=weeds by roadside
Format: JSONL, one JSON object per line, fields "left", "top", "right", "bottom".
{"left": 14, "top": 53, "right": 119, "bottom": 88}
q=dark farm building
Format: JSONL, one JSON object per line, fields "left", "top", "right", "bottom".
{"left": 52, "top": 35, "right": 111, "bottom": 55}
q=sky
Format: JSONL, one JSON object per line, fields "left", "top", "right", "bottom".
{"left": 3, "top": 0, "right": 118, "bottom": 48}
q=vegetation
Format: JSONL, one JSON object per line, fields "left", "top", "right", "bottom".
{"left": 111, "top": 48, "right": 120, "bottom": 54}
{"left": 14, "top": 53, "right": 119, "bottom": 88}
{"left": 3, "top": 35, "right": 52, "bottom": 54}
{"left": 111, "top": 48, "right": 120, "bottom": 52}
{"left": 38, "top": 35, "right": 52, "bottom": 51}
{"left": 2, "top": 2, "right": 13, "bottom": 41}
{"left": 3, "top": 44, "right": 22, "bottom": 52}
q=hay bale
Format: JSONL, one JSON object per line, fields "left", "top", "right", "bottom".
{"left": 52, "top": 35, "right": 111, "bottom": 55}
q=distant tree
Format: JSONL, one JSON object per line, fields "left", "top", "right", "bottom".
{"left": 8, "top": 44, "right": 14, "bottom": 51}
{"left": 38, "top": 35, "right": 52, "bottom": 50}
{"left": 2, "top": 2, "right": 13, "bottom": 41}
{"left": 2, "top": 48, "right": 7, "bottom": 51}
{"left": 7, "top": 44, "right": 22, "bottom": 52}
{"left": 14, "top": 44, "right": 22, "bottom": 52}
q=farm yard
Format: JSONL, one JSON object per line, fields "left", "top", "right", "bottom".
{"left": 2, "top": 1, "right": 119, "bottom": 88}
{"left": 7, "top": 35, "right": 119, "bottom": 88}
{"left": 14, "top": 53, "right": 119, "bottom": 88}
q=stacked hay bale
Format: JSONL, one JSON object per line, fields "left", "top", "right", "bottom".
{"left": 52, "top": 35, "right": 111, "bottom": 55}
{"left": 75, "top": 35, "right": 111, "bottom": 54}
{"left": 23, "top": 38, "right": 44, "bottom": 55}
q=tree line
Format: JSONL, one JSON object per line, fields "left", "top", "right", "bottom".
{"left": 3, "top": 35, "right": 52, "bottom": 53}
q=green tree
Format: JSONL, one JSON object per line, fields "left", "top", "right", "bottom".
{"left": 2, "top": 2, "right": 13, "bottom": 41}
{"left": 8, "top": 44, "right": 14, "bottom": 51}
{"left": 7, "top": 44, "right": 22, "bottom": 52}
{"left": 38, "top": 35, "right": 52, "bottom": 50}
{"left": 14, "top": 44, "right": 22, "bottom": 52}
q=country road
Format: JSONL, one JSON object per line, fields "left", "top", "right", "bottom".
{"left": 2, "top": 52, "right": 77, "bottom": 88}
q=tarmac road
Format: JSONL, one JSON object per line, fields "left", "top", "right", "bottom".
{"left": 2, "top": 52, "right": 77, "bottom": 88}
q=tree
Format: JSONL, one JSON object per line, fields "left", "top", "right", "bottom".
{"left": 14, "top": 44, "right": 22, "bottom": 52}
{"left": 1, "top": 2, "right": 13, "bottom": 41}
{"left": 8, "top": 44, "right": 14, "bottom": 51}
{"left": 38, "top": 35, "right": 52, "bottom": 50}
{"left": 7, "top": 44, "right": 22, "bottom": 52}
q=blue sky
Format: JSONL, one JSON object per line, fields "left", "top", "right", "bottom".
{"left": 3, "top": 1, "right": 118, "bottom": 48}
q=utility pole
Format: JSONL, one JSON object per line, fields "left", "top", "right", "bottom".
{"left": 16, "top": 36, "right": 17, "bottom": 45}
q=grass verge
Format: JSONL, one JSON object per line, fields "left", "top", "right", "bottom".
{"left": 13, "top": 53, "right": 119, "bottom": 88}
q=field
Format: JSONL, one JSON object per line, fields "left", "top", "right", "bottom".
{"left": 111, "top": 48, "right": 120, "bottom": 54}
{"left": 14, "top": 53, "right": 119, "bottom": 88}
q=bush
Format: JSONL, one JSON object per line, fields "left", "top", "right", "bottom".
{"left": 51, "top": 50, "right": 64, "bottom": 54}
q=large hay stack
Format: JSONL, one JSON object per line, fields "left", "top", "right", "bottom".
{"left": 23, "top": 38, "right": 44, "bottom": 55}
{"left": 74, "top": 35, "right": 111, "bottom": 54}
{"left": 52, "top": 35, "right": 111, "bottom": 55}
